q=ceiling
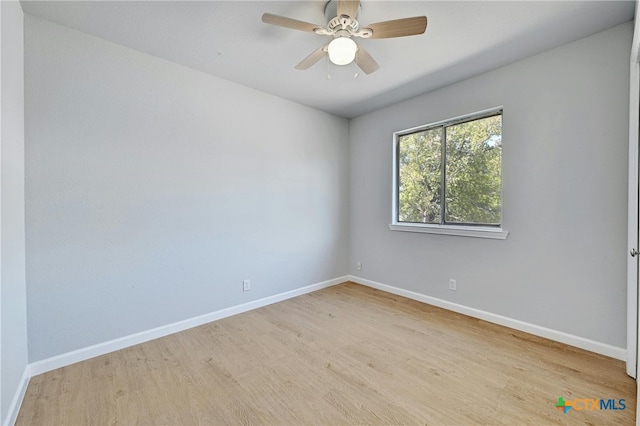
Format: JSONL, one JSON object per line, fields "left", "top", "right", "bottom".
{"left": 21, "top": 1, "right": 635, "bottom": 118}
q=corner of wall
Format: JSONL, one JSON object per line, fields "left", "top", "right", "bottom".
{"left": 2, "top": 367, "right": 29, "bottom": 426}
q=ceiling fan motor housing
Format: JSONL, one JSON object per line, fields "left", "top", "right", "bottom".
{"left": 328, "top": 16, "right": 359, "bottom": 34}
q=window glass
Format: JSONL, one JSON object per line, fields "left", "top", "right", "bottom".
{"left": 398, "top": 127, "right": 442, "bottom": 224}
{"left": 445, "top": 115, "right": 502, "bottom": 225}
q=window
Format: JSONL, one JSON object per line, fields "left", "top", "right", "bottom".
{"left": 391, "top": 108, "right": 507, "bottom": 239}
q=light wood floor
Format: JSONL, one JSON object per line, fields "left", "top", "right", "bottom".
{"left": 17, "top": 282, "right": 635, "bottom": 425}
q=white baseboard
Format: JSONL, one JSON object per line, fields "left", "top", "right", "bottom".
{"left": 30, "top": 276, "right": 347, "bottom": 376}
{"left": 26, "top": 273, "right": 626, "bottom": 380}
{"left": 3, "top": 365, "right": 30, "bottom": 426}
{"left": 348, "top": 275, "right": 627, "bottom": 361}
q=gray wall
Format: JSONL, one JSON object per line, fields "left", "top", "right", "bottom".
{"left": 25, "top": 16, "right": 350, "bottom": 362}
{"left": 349, "top": 22, "right": 632, "bottom": 349}
{"left": 22, "top": 11, "right": 634, "bottom": 363}
{"left": 1, "top": 0, "right": 28, "bottom": 423}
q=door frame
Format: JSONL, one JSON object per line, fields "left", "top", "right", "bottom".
{"left": 628, "top": 60, "right": 639, "bottom": 380}
{"left": 628, "top": 2, "right": 640, "bottom": 380}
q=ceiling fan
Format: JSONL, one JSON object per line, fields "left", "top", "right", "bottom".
{"left": 262, "top": 0, "right": 427, "bottom": 75}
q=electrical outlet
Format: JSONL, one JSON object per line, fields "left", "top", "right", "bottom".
{"left": 356, "top": 261, "right": 362, "bottom": 271}
{"left": 449, "top": 279, "right": 456, "bottom": 291}
{"left": 243, "top": 279, "right": 251, "bottom": 291}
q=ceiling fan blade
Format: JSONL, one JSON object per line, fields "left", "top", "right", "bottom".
{"left": 365, "top": 16, "right": 427, "bottom": 39}
{"left": 355, "top": 46, "right": 380, "bottom": 74}
{"left": 337, "top": 0, "right": 360, "bottom": 19}
{"left": 295, "top": 46, "right": 328, "bottom": 70}
{"left": 262, "top": 13, "right": 322, "bottom": 33}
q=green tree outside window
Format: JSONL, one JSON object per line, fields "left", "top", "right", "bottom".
{"left": 397, "top": 112, "right": 502, "bottom": 226}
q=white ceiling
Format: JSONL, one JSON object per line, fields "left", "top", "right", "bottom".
{"left": 21, "top": 1, "right": 635, "bottom": 118}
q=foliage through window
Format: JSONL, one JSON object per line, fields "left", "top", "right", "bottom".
{"left": 395, "top": 109, "right": 502, "bottom": 227}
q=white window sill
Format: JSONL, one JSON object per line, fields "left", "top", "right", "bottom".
{"left": 389, "top": 223, "right": 508, "bottom": 240}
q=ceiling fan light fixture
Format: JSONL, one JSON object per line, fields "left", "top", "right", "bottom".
{"left": 327, "top": 37, "right": 357, "bottom": 65}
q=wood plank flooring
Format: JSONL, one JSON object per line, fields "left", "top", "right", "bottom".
{"left": 17, "top": 282, "right": 635, "bottom": 425}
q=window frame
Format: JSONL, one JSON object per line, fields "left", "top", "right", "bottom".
{"left": 390, "top": 107, "right": 508, "bottom": 240}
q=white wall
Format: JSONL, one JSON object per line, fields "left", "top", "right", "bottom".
{"left": 349, "top": 22, "right": 632, "bottom": 349}
{"left": 1, "top": 0, "right": 28, "bottom": 424}
{"left": 24, "top": 16, "right": 350, "bottom": 362}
